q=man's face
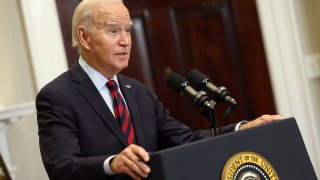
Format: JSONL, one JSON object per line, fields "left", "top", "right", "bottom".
{"left": 82, "top": 3, "right": 132, "bottom": 78}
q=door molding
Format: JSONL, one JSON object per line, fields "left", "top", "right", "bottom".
{"left": 19, "top": 0, "right": 68, "bottom": 91}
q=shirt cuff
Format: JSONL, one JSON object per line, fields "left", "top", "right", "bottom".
{"left": 234, "top": 120, "right": 248, "bottom": 131}
{"left": 103, "top": 155, "right": 117, "bottom": 175}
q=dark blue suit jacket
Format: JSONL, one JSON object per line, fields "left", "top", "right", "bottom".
{"left": 36, "top": 63, "right": 235, "bottom": 179}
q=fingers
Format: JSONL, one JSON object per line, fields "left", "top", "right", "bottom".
{"left": 259, "top": 114, "right": 282, "bottom": 123}
{"left": 115, "top": 156, "right": 145, "bottom": 180}
{"left": 110, "top": 144, "right": 151, "bottom": 179}
{"left": 121, "top": 145, "right": 150, "bottom": 176}
{"left": 130, "top": 145, "right": 150, "bottom": 162}
{"left": 240, "top": 114, "right": 282, "bottom": 130}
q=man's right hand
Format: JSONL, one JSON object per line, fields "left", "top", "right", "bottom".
{"left": 110, "top": 144, "right": 151, "bottom": 180}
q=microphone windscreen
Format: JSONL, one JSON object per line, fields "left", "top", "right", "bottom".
{"left": 187, "top": 69, "right": 208, "bottom": 88}
{"left": 166, "top": 73, "right": 188, "bottom": 92}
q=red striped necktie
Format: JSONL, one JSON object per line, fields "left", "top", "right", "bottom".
{"left": 106, "top": 80, "right": 136, "bottom": 145}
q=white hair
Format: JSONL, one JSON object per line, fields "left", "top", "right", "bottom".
{"left": 71, "top": 0, "right": 123, "bottom": 52}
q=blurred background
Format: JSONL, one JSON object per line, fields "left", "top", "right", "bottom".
{"left": 0, "top": 0, "right": 319, "bottom": 179}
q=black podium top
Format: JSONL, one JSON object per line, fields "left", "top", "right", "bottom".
{"left": 147, "top": 117, "right": 317, "bottom": 180}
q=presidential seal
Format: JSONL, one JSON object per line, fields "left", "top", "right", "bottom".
{"left": 221, "top": 152, "right": 279, "bottom": 180}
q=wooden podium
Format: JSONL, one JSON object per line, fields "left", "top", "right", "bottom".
{"left": 147, "top": 117, "right": 317, "bottom": 179}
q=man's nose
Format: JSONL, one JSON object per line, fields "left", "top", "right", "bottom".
{"left": 119, "top": 32, "right": 131, "bottom": 46}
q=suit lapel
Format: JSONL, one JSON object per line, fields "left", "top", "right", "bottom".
{"left": 118, "top": 75, "right": 145, "bottom": 147}
{"left": 70, "top": 63, "right": 128, "bottom": 147}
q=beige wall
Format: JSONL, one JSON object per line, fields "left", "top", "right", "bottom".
{"left": 0, "top": 0, "right": 47, "bottom": 179}
{"left": 0, "top": 0, "right": 35, "bottom": 104}
{"left": 0, "top": 0, "right": 319, "bottom": 179}
{"left": 0, "top": 0, "right": 66, "bottom": 179}
{"left": 294, "top": 0, "right": 320, "bottom": 131}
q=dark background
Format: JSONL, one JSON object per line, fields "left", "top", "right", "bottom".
{"left": 55, "top": 0, "right": 276, "bottom": 130}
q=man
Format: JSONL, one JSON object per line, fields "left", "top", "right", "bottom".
{"left": 36, "top": 0, "right": 281, "bottom": 179}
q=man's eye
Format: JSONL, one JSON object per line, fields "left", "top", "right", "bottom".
{"left": 126, "top": 28, "right": 131, "bottom": 33}
{"left": 110, "top": 29, "right": 117, "bottom": 34}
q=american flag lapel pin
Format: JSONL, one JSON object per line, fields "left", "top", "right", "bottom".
{"left": 125, "top": 84, "right": 131, "bottom": 88}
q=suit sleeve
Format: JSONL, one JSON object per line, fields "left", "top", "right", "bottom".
{"left": 36, "top": 88, "right": 113, "bottom": 180}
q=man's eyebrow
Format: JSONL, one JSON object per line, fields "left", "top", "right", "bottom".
{"left": 105, "top": 21, "right": 116, "bottom": 26}
{"left": 105, "top": 21, "right": 133, "bottom": 27}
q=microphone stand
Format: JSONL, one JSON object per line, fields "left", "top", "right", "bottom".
{"left": 201, "top": 98, "right": 237, "bottom": 136}
{"left": 208, "top": 107, "right": 217, "bottom": 136}
{"left": 201, "top": 99, "right": 218, "bottom": 136}
{"left": 193, "top": 90, "right": 236, "bottom": 137}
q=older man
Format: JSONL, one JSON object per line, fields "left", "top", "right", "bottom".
{"left": 36, "top": 0, "right": 280, "bottom": 179}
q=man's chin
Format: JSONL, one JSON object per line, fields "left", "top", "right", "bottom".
{"left": 118, "top": 63, "right": 129, "bottom": 72}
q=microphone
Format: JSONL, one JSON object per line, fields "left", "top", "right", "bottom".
{"left": 187, "top": 69, "right": 236, "bottom": 105}
{"left": 166, "top": 72, "right": 215, "bottom": 111}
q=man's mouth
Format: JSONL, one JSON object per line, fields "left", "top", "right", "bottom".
{"left": 115, "top": 53, "right": 128, "bottom": 56}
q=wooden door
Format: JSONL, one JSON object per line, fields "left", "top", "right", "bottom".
{"left": 56, "top": 0, "right": 276, "bottom": 130}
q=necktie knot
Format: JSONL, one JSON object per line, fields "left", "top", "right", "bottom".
{"left": 106, "top": 80, "right": 118, "bottom": 91}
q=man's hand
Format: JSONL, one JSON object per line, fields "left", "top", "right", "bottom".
{"left": 240, "top": 114, "right": 282, "bottom": 130}
{"left": 110, "top": 144, "right": 151, "bottom": 180}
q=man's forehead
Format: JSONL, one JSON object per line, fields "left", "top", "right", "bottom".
{"left": 93, "top": 4, "right": 132, "bottom": 26}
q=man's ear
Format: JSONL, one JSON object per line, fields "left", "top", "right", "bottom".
{"left": 78, "top": 27, "right": 91, "bottom": 50}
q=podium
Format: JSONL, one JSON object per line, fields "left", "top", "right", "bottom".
{"left": 147, "top": 117, "right": 317, "bottom": 179}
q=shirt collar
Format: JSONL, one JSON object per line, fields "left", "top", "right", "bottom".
{"left": 78, "top": 56, "right": 120, "bottom": 90}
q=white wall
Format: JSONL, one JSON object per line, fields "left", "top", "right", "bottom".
{"left": 0, "top": 0, "right": 67, "bottom": 179}
{"left": 0, "top": 0, "right": 46, "bottom": 179}
{"left": 0, "top": 0, "right": 319, "bottom": 179}
{"left": 256, "top": 0, "right": 320, "bottom": 177}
